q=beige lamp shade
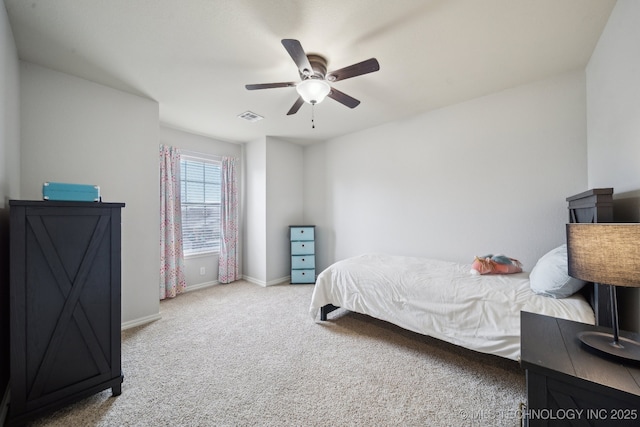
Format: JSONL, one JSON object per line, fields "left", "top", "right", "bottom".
{"left": 567, "top": 223, "right": 640, "bottom": 288}
{"left": 566, "top": 222, "right": 640, "bottom": 362}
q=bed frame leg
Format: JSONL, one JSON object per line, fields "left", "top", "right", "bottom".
{"left": 320, "top": 304, "right": 339, "bottom": 321}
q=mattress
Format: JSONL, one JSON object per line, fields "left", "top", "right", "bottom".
{"left": 309, "top": 253, "right": 595, "bottom": 360}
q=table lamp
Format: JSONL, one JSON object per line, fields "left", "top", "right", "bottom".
{"left": 566, "top": 223, "right": 640, "bottom": 362}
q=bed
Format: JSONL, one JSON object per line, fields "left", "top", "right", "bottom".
{"left": 309, "top": 189, "right": 613, "bottom": 361}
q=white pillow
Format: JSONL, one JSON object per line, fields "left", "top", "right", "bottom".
{"left": 530, "top": 244, "right": 587, "bottom": 298}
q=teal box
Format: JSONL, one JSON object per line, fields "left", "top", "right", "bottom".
{"left": 43, "top": 182, "right": 101, "bottom": 202}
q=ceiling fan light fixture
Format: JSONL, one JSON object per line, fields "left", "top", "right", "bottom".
{"left": 296, "top": 79, "right": 331, "bottom": 104}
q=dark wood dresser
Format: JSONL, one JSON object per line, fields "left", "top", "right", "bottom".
{"left": 521, "top": 311, "right": 640, "bottom": 426}
{"left": 8, "top": 200, "right": 125, "bottom": 426}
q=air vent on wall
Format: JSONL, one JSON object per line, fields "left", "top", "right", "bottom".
{"left": 238, "top": 111, "right": 264, "bottom": 122}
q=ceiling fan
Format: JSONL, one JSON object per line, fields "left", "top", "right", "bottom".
{"left": 245, "top": 39, "right": 380, "bottom": 116}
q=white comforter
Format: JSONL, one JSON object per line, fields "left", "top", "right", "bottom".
{"left": 309, "top": 254, "right": 595, "bottom": 360}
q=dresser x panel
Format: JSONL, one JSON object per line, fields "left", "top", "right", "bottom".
{"left": 25, "top": 215, "right": 111, "bottom": 400}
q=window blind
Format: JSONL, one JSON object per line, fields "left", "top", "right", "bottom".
{"left": 180, "top": 157, "right": 221, "bottom": 255}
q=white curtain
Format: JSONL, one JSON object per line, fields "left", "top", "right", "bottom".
{"left": 159, "top": 144, "right": 187, "bottom": 299}
{"left": 218, "top": 156, "right": 240, "bottom": 283}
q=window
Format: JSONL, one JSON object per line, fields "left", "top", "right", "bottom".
{"left": 180, "top": 156, "right": 221, "bottom": 255}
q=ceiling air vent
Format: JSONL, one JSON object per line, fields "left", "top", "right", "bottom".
{"left": 238, "top": 111, "right": 264, "bottom": 123}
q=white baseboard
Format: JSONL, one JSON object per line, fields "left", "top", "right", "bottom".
{"left": 120, "top": 276, "right": 288, "bottom": 330}
{"left": 241, "top": 275, "right": 263, "bottom": 286}
{"left": 120, "top": 281, "right": 220, "bottom": 331}
{"left": 243, "top": 275, "right": 290, "bottom": 287}
{"left": 185, "top": 280, "right": 218, "bottom": 292}
{"left": 121, "top": 312, "right": 162, "bottom": 331}
{"left": 267, "top": 276, "right": 290, "bottom": 286}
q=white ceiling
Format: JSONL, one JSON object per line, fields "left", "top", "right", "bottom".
{"left": 4, "top": 0, "right": 616, "bottom": 145}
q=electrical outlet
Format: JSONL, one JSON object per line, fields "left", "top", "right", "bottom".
{"left": 199, "top": 267, "right": 205, "bottom": 275}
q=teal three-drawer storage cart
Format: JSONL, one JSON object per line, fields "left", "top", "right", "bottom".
{"left": 289, "top": 225, "right": 316, "bottom": 284}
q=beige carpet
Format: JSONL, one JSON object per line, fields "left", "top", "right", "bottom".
{"left": 30, "top": 280, "right": 525, "bottom": 426}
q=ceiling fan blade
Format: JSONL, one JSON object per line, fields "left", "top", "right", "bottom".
{"left": 328, "top": 88, "right": 361, "bottom": 109}
{"left": 245, "top": 82, "right": 296, "bottom": 90}
{"left": 281, "top": 39, "right": 313, "bottom": 76}
{"left": 287, "top": 97, "right": 305, "bottom": 115}
{"left": 327, "top": 58, "right": 380, "bottom": 82}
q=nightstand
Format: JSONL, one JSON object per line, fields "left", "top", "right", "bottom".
{"left": 520, "top": 311, "right": 640, "bottom": 426}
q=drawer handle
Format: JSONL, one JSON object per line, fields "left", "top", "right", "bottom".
{"left": 301, "top": 258, "right": 305, "bottom": 262}
{"left": 301, "top": 244, "right": 305, "bottom": 247}
{"left": 302, "top": 272, "right": 306, "bottom": 275}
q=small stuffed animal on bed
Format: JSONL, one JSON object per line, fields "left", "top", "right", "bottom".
{"left": 470, "top": 254, "right": 523, "bottom": 275}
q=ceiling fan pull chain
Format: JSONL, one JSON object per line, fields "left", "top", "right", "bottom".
{"left": 311, "top": 103, "right": 316, "bottom": 129}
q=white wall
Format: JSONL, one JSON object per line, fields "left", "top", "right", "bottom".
{"left": 159, "top": 125, "right": 242, "bottom": 290}
{"left": 266, "top": 136, "right": 303, "bottom": 282}
{"left": 587, "top": 0, "right": 640, "bottom": 197}
{"left": 244, "top": 136, "right": 303, "bottom": 285}
{"left": 586, "top": 0, "right": 640, "bottom": 332}
{"left": 0, "top": 3, "right": 19, "bottom": 205}
{"left": 1, "top": 2, "right": 20, "bottom": 417}
{"left": 19, "top": 62, "right": 160, "bottom": 327}
{"left": 244, "top": 137, "right": 267, "bottom": 283}
{"left": 305, "top": 70, "right": 588, "bottom": 272}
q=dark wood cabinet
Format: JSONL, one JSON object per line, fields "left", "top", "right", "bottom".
{"left": 521, "top": 311, "right": 640, "bottom": 426}
{"left": 8, "top": 200, "right": 125, "bottom": 426}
